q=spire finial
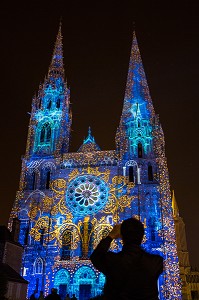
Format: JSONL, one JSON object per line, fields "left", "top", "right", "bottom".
{"left": 48, "top": 22, "right": 65, "bottom": 79}
{"left": 121, "top": 30, "right": 155, "bottom": 122}
{"left": 77, "top": 126, "right": 101, "bottom": 152}
{"left": 172, "top": 190, "right": 179, "bottom": 218}
{"left": 88, "top": 126, "right": 91, "bottom": 136}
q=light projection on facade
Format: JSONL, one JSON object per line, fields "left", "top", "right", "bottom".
{"left": 9, "top": 24, "right": 182, "bottom": 300}
{"left": 66, "top": 175, "right": 108, "bottom": 216}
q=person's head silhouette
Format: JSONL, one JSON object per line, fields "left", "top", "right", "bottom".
{"left": 121, "top": 217, "right": 144, "bottom": 245}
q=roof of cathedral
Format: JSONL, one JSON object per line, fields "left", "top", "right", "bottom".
{"left": 121, "top": 31, "right": 155, "bottom": 123}
{"left": 77, "top": 127, "right": 101, "bottom": 152}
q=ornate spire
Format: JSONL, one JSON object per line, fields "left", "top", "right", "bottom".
{"left": 48, "top": 22, "right": 65, "bottom": 79}
{"left": 121, "top": 32, "right": 155, "bottom": 123}
{"left": 84, "top": 127, "right": 95, "bottom": 144}
{"left": 78, "top": 127, "right": 101, "bottom": 152}
{"left": 172, "top": 190, "right": 179, "bottom": 218}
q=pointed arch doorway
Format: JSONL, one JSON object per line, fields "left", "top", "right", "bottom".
{"left": 73, "top": 266, "right": 96, "bottom": 300}
{"left": 54, "top": 269, "right": 70, "bottom": 299}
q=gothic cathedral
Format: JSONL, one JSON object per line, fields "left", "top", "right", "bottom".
{"left": 10, "top": 25, "right": 182, "bottom": 300}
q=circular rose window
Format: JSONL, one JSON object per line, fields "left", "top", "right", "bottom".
{"left": 66, "top": 175, "right": 108, "bottom": 216}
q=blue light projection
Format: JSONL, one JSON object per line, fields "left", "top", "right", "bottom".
{"left": 10, "top": 27, "right": 182, "bottom": 300}
{"left": 54, "top": 269, "right": 70, "bottom": 296}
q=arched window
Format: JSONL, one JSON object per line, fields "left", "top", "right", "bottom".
{"left": 32, "top": 171, "right": 37, "bottom": 190}
{"left": 40, "top": 123, "right": 51, "bottom": 144}
{"left": 56, "top": 98, "right": 60, "bottom": 108}
{"left": 61, "top": 230, "right": 72, "bottom": 260}
{"left": 35, "top": 258, "right": 43, "bottom": 274}
{"left": 47, "top": 100, "right": 51, "bottom": 109}
{"left": 46, "top": 126, "right": 51, "bottom": 142}
{"left": 40, "top": 228, "right": 45, "bottom": 245}
{"left": 151, "top": 228, "right": 156, "bottom": 241}
{"left": 107, "top": 215, "right": 113, "bottom": 225}
{"left": 40, "top": 127, "right": 45, "bottom": 143}
{"left": 38, "top": 98, "right": 42, "bottom": 109}
{"left": 148, "top": 164, "right": 153, "bottom": 181}
{"left": 57, "top": 216, "right": 65, "bottom": 226}
{"left": 138, "top": 143, "right": 143, "bottom": 158}
{"left": 129, "top": 166, "right": 134, "bottom": 182}
{"left": 24, "top": 226, "right": 29, "bottom": 245}
{"left": 46, "top": 170, "right": 51, "bottom": 189}
{"left": 61, "top": 142, "right": 67, "bottom": 154}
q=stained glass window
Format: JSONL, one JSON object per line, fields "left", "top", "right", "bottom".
{"left": 66, "top": 175, "right": 108, "bottom": 216}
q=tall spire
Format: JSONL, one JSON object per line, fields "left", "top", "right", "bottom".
{"left": 172, "top": 190, "right": 179, "bottom": 218}
{"left": 78, "top": 127, "right": 101, "bottom": 152}
{"left": 48, "top": 22, "right": 65, "bottom": 79}
{"left": 121, "top": 32, "right": 155, "bottom": 122}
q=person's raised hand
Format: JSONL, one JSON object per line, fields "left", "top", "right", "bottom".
{"left": 108, "top": 224, "right": 121, "bottom": 239}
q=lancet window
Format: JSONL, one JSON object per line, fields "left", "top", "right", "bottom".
{"left": 61, "top": 230, "right": 72, "bottom": 260}
{"left": 46, "top": 170, "right": 51, "bottom": 189}
{"left": 129, "top": 166, "right": 134, "bottom": 182}
{"left": 138, "top": 142, "right": 143, "bottom": 158}
{"left": 148, "top": 164, "right": 153, "bottom": 181}
{"left": 47, "top": 100, "right": 52, "bottom": 109}
{"left": 34, "top": 258, "right": 43, "bottom": 274}
{"left": 40, "top": 123, "right": 51, "bottom": 144}
{"left": 56, "top": 98, "right": 60, "bottom": 108}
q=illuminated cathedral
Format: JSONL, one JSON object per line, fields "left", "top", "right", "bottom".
{"left": 10, "top": 24, "right": 182, "bottom": 300}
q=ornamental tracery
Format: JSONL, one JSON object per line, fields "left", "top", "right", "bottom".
{"left": 66, "top": 174, "right": 108, "bottom": 216}
{"left": 27, "top": 169, "right": 135, "bottom": 246}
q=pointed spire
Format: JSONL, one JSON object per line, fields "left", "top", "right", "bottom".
{"left": 135, "top": 102, "right": 142, "bottom": 117}
{"left": 121, "top": 32, "right": 155, "bottom": 122}
{"left": 48, "top": 22, "right": 65, "bottom": 79}
{"left": 78, "top": 127, "right": 101, "bottom": 152}
{"left": 84, "top": 127, "right": 95, "bottom": 144}
{"left": 172, "top": 190, "right": 179, "bottom": 218}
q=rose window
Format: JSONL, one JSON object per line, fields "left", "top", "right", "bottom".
{"left": 66, "top": 175, "right": 108, "bottom": 216}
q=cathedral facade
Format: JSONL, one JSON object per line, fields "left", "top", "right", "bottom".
{"left": 10, "top": 25, "right": 182, "bottom": 300}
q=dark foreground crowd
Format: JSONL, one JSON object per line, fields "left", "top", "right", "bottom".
{"left": 30, "top": 289, "right": 77, "bottom": 300}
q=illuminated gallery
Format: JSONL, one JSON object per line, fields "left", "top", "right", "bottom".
{"left": 9, "top": 25, "right": 182, "bottom": 300}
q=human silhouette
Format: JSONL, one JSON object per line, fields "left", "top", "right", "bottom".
{"left": 64, "top": 294, "right": 70, "bottom": 300}
{"left": 70, "top": 294, "right": 77, "bottom": 300}
{"left": 45, "top": 288, "right": 61, "bottom": 300}
{"left": 38, "top": 291, "right": 45, "bottom": 300}
{"left": 90, "top": 217, "right": 163, "bottom": 300}
{"left": 30, "top": 290, "right": 37, "bottom": 300}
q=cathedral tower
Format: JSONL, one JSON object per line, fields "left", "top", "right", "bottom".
{"left": 10, "top": 27, "right": 182, "bottom": 300}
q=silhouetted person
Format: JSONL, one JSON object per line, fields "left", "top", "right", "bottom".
{"left": 64, "top": 294, "right": 70, "bottom": 300}
{"left": 30, "top": 291, "right": 37, "bottom": 300}
{"left": 38, "top": 291, "right": 45, "bottom": 300}
{"left": 90, "top": 217, "right": 163, "bottom": 300}
{"left": 71, "top": 294, "right": 77, "bottom": 300}
{"left": 45, "top": 288, "right": 61, "bottom": 300}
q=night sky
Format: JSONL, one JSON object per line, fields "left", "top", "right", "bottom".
{"left": 0, "top": 2, "right": 198, "bottom": 268}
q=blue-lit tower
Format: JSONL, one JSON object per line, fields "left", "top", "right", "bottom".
{"left": 10, "top": 28, "right": 182, "bottom": 300}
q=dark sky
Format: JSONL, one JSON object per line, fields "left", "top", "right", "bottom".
{"left": 0, "top": 1, "right": 198, "bottom": 268}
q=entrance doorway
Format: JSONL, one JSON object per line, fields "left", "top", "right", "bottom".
{"left": 79, "top": 284, "right": 92, "bottom": 300}
{"left": 59, "top": 284, "right": 67, "bottom": 300}
{"left": 54, "top": 269, "right": 70, "bottom": 300}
